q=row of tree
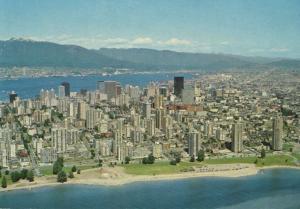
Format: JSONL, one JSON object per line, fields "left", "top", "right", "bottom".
{"left": 1, "top": 168, "right": 34, "bottom": 188}
{"left": 53, "top": 157, "right": 80, "bottom": 183}
{"left": 142, "top": 154, "right": 155, "bottom": 164}
{"left": 169, "top": 150, "right": 205, "bottom": 165}
{"left": 190, "top": 150, "right": 205, "bottom": 162}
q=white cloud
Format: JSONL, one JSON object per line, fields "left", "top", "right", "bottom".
{"left": 20, "top": 35, "right": 194, "bottom": 49}
{"left": 220, "top": 41, "right": 229, "bottom": 45}
{"left": 132, "top": 37, "right": 153, "bottom": 45}
{"left": 162, "top": 38, "right": 191, "bottom": 46}
{"left": 270, "top": 48, "right": 289, "bottom": 52}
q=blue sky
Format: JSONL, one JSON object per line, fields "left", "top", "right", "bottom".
{"left": 0, "top": 0, "right": 299, "bottom": 58}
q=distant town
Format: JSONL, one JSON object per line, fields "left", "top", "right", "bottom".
{"left": 0, "top": 69, "right": 300, "bottom": 188}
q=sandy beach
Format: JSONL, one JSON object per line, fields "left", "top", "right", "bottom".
{"left": 1, "top": 163, "right": 299, "bottom": 193}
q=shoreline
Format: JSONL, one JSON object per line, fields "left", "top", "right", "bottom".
{"left": 2, "top": 164, "right": 299, "bottom": 193}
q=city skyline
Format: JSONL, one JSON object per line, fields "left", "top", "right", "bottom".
{"left": 0, "top": 0, "right": 299, "bottom": 58}
{"left": 1, "top": 1, "right": 300, "bottom": 208}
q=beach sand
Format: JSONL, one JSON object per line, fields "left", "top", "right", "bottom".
{"left": 1, "top": 163, "right": 299, "bottom": 193}
{"left": 0, "top": 163, "right": 260, "bottom": 192}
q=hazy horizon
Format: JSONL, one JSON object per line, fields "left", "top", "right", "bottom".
{"left": 0, "top": 0, "right": 299, "bottom": 58}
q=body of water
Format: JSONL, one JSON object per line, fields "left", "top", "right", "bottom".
{"left": 0, "top": 73, "right": 193, "bottom": 101}
{"left": 0, "top": 169, "right": 300, "bottom": 209}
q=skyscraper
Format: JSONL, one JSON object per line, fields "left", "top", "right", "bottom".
{"left": 272, "top": 116, "right": 283, "bottom": 151}
{"left": 188, "top": 130, "right": 202, "bottom": 157}
{"left": 78, "top": 101, "right": 87, "bottom": 120}
{"left": 86, "top": 108, "right": 96, "bottom": 129}
{"left": 61, "top": 82, "right": 70, "bottom": 97}
{"left": 9, "top": 91, "right": 17, "bottom": 103}
{"left": 142, "top": 101, "right": 151, "bottom": 119}
{"left": 58, "top": 85, "right": 65, "bottom": 98}
{"left": 104, "top": 81, "right": 117, "bottom": 100}
{"left": 51, "top": 128, "right": 67, "bottom": 153}
{"left": 174, "top": 76, "right": 184, "bottom": 97}
{"left": 231, "top": 122, "right": 243, "bottom": 153}
{"left": 182, "top": 84, "right": 194, "bottom": 104}
{"left": 155, "top": 108, "right": 165, "bottom": 129}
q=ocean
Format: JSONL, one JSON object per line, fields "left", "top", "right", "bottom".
{"left": 0, "top": 169, "right": 300, "bottom": 209}
{"left": 0, "top": 73, "right": 193, "bottom": 101}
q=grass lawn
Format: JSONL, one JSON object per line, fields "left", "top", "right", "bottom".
{"left": 291, "top": 153, "right": 300, "bottom": 161}
{"left": 283, "top": 143, "right": 294, "bottom": 152}
{"left": 205, "top": 156, "right": 257, "bottom": 164}
{"left": 255, "top": 155, "right": 295, "bottom": 167}
{"left": 205, "top": 155, "right": 296, "bottom": 167}
{"left": 122, "top": 161, "right": 202, "bottom": 175}
{"left": 122, "top": 154, "right": 297, "bottom": 175}
{"left": 0, "top": 174, "right": 13, "bottom": 186}
{"left": 39, "top": 166, "right": 54, "bottom": 176}
{"left": 40, "top": 164, "right": 97, "bottom": 176}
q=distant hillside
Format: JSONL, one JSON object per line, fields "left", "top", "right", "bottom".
{"left": 97, "top": 48, "right": 253, "bottom": 70}
{"left": 266, "top": 59, "right": 300, "bottom": 69}
{"left": 0, "top": 38, "right": 299, "bottom": 71}
{"left": 0, "top": 38, "right": 132, "bottom": 69}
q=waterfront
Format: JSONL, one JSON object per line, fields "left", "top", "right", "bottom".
{"left": 0, "top": 73, "right": 193, "bottom": 101}
{"left": 0, "top": 168, "right": 300, "bottom": 209}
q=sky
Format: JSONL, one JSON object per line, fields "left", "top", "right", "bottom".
{"left": 0, "top": 0, "right": 299, "bottom": 58}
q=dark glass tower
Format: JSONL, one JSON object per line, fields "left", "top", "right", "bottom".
{"left": 174, "top": 76, "right": 184, "bottom": 97}
{"left": 9, "top": 91, "right": 17, "bottom": 103}
{"left": 61, "top": 82, "right": 70, "bottom": 97}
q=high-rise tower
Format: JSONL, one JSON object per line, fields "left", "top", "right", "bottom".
{"left": 272, "top": 116, "right": 283, "bottom": 151}
{"left": 174, "top": 77, "right": 184, "bottom": 97}
{"left": 231, "top": 122, "right": 243, "bottom": 153}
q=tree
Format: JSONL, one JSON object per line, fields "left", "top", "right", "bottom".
{"left": 98, "top": 159, "right": 103, "bottom": 167}
{"left": 11, "top": 171, "right": 21, "bottom": 183}
{"left": 170, "top": 159, "right": 177, "bottom": 165}
{"left": 1, "top": 176, "right": 7, "bottom": 188}
{"left": 53, "top": 161, "right": 63, "bottom": 175}
{"left": 57, "top": 171, "right": 67, "bottom": 183}
{"left": 261, "top": 149, "right": 266, "bottom": 158}
{"left": 125, "top": 156, "right": 131, "bottom": 164}
{"left": 68, "top": 171, "right": 74, "bottom": 178}
{"left": 44, "top": 119, "right": 51, "bottom": 127}
{"left": 142, "top": 154, "right": 155, "bottom": 164}
{"left": 77, "top": 169, "right": 81, "bottom": 174}
{"left": 21, "top": 169, "right": 28, "bottom": 179}
{"left": 175, "top": 156, "right": 181, "bottom": 163}
{"left": 90, "top": 149, "right": 95, "bottom": 159}
{"left": 27, "top": 170, "right": 34, "bottom": 182}
{"left": 142, "top": 157, "right": 149, "bottom": 164}
{"left": 148, "top": 154, "right": 155, "bottom": 164}
{"left": 197, "top": 150, "right": 205, "bottom": 162}
{"left": 5, "top": 170, "right": 9, "bottom": 175}
{"left": 71, "top": 165, "right": 77, "bottom": 173}
{"left": 190, "top": 155, "right": 195, "bottom": 162}
{"left": 57, "top": 157, "right": 64, "bottom": 167}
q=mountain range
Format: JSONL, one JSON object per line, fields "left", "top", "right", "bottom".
{"left": 0, "top": 38, "right": 299, "bottom": 71}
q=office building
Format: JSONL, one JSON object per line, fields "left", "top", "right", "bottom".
{"left": 61, "top": 82, "right": 70, "bottom": 97}
{"left": 182, "top": 84, "right": 194, "bottom": 104}
{"left": 58, "top": 85, "right": 65, "bottom": 98}
{"left": 272, "top": 116, "right": 283, "bottom": 151}
{"left": 9, "top": 91, "right": 17, "bottom": 103}
{"left": 51, "top": 128, "right": 67, "bottom": 153}
{"left": 231, "top": 122, "right": 243, "bottom": 153}
{"left": 174, "top": 77, "right": 184, "bottom": 97}
{"left": 104, "top": 81, "right": 117, "bottom": 100}
{"left": 188, "top": 130, "right": 202, "bottom": 156}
